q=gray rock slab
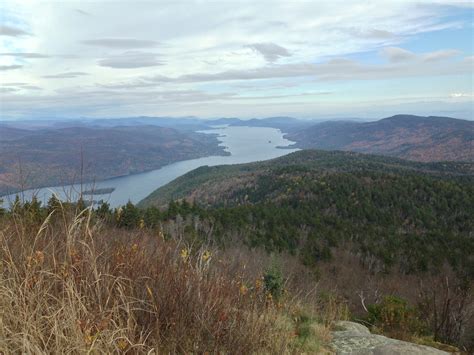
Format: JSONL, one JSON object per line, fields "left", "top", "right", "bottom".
{"left": 331, "top": 321, "right": 449, "bottom": 355}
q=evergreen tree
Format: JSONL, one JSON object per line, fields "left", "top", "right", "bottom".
{"left": 0, "top": 199, "right": 5, "bottom": 217}
{"left": 76, "top": 197, "right": 87, "bottom": 212}
{"left": 118, "top": 201, "right": 141, "bottom": 228}
{"left": 96, "top": 201, "right": 112, "bottom": 219}
{"left": 29, "top": 196, "right": 43, "bottom": 221}
{"left": 47, "top": 194, "right": 61, "bottom": 214}
{"left": 144, "top": 206, "right": 161, "bottom": 228}
{"left": 12, "top": 195, "right": 22, "bottom": 214}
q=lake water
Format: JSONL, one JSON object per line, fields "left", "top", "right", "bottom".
{"left": 2, "top": 126, "right": 298, "bottom": 208}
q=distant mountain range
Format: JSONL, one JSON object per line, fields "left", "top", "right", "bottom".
{"left": 0, "top": 115, "right": 326, "bottom": 133}
{"left": 0, "top": 125, "right": 226, "bottom": 196}
{"left": 1, "top": 113, "right": 472, "bottom": 196}
{"left": 208, "top": 116, "right": 315, "bottom": 131}
{"left": 285, "top": 114, "right": 473, "bottom": 162}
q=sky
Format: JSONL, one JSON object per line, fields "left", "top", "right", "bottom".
{"left": 0, "top": 0, "right": 473, "bottom": 120}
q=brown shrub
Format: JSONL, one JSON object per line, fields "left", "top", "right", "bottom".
{"left": 0, "top": 208, "right": 297, "bottom": 353}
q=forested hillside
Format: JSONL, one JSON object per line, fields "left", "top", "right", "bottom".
{"left": 0, "top": 125, "right": 226, "bottom": 196}
{"left": 141, "top": 150, "right": 473, "bottom": 207}
{"left": 286, "top": 115, "right": 474, "bottom": 162}
{"left": 140, "top": 150, "right": 474, "bottom": 276}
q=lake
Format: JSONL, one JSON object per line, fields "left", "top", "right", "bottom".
{"left": 1, "top": 126, "right": 298, "bottom": 208}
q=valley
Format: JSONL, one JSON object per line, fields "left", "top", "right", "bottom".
{"left": 0, "top": 125, "right": 298, "bottom": 207}
{"left": 2, "top": 2, "right": 473, "bottom": 353}
{"left": 0, "top": 124, "right": 227, "bottom": 196}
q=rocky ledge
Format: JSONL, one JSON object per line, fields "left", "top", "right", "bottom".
{"left": 331, "top": 321, "right": 449, "bottom": 355}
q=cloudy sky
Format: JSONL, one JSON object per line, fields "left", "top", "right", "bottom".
{"left": 0, "top": 0, "right": 473, "bottom": 120}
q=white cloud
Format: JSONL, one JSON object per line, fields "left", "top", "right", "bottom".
{"left": 246, "top": 43, "right": 291, "bottom": 62}
{"left": 81, "top": 38, "right": 160, "bottom": 49}
{"left": 0, "top": 0, "right": 472, "bottom": 119}
{"left": 140, "top": 54, "right": 471, "bottom": 83}
{"left": 0, "top": 24, "right": 29, "bottom": 37}
{"left": 0, "top": 64, "right": 22, "bottom": 70}
{"left": 379, "top": 47, "right": 463, "bottom": 64}
{"left": 1, "top": 52, "right": 49, "bottom": 58}
{"left": 349, "top": 28, "right": 395, "bottom": 39}
{"left": 98, "top": 51, "right": 164, "bottom": 69}
{"left": 450, "top": 92, "right": 473, "bottom": 98}
{"left": 422, "top": 49, "right": 461, "bottom": 62}
{"left": 381, "top": 47, "right": 416, "bottom": 62}
{"left": 43, "top": 72, "right": 89, "bottom": 79}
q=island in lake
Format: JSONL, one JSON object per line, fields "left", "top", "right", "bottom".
{"left": 82, "top": 187, "right": 115, "bottom": 195}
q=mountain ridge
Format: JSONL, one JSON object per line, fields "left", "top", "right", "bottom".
{"left": 139, "top": 149, "right": 474, "bottom": 208}
{"left": 286, "top": 114, "right": 473, "bottom": 162}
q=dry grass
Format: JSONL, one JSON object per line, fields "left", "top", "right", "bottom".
{"left": 0, "top": 205, "right": 337, "bottom": 353}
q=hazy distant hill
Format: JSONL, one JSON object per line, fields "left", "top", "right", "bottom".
{"left": 0, "top": 125, "right": 226, "bottom": 196}
{"left": 1, "top": 115, "right": 333, "bottom": 133}
{"left": 82, "top": 116, "right": 210, "bottom": 131}
{"left": 286, "top": 115, "right": 473, "bottom": 162}
{"left": 0, "top": 126, "right": 35, "bottom": 141}
{"left": 1, "top": 116, "right": 212, "bottom": 131}
{"left": 1, "top": 116, "right": 314, "bottom": 132}
{"left": 225, "top": 116, "right": 313, "bottom": 131}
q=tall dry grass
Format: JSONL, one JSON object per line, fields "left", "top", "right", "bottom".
{"left": 0, "top": 204, "right": 334, "bottom": 353}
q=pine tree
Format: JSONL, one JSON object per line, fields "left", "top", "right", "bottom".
{"left": 96, "top": 201, "right": 112, "bottom": 219}
{"left": 47, "top": 194, "right": 61, "bottom": 214}
{"left": 0, "top": 199, "right": 5, "bottom": 217}
{"left": 118, "top": 201, "right": 141, "bottom": 228}
{"left": 12, "top": 195, "right": 22, "bottom": 214}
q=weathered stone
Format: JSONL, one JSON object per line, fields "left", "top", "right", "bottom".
{"left": 331, "top": 321, "right": 449, "bottom": 355}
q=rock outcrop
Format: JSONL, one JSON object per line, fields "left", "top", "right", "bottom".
{"left": 331, "top": 321, "right": 449, "bottom": 355}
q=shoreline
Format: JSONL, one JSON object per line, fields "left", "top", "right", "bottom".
{"left": 1, "top": 126, "right": 297, "bottom": 207}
